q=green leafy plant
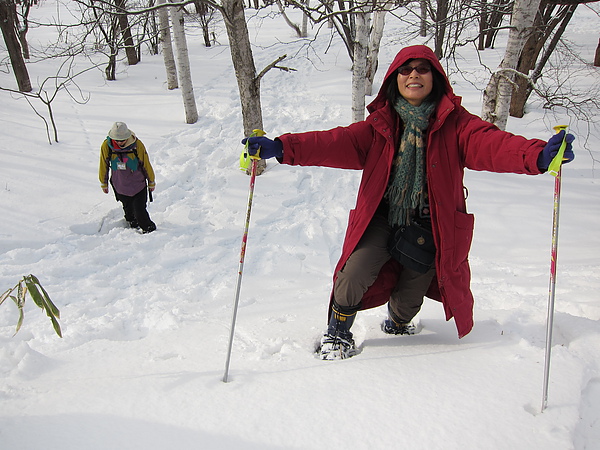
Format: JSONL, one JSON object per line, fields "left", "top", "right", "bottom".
{"left": 0, "top": 274, "right": 62, "bottom": 337}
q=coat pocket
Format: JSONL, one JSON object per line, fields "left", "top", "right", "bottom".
{"left": 453, "top": 211, "right": 475, "bottom": 270}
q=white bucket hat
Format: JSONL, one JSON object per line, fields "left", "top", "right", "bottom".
{"left": 108, "top": 122, "right": 133, "bottom": 141}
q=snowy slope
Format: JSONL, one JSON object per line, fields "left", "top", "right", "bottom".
{"left": 1, "top": 3, "right": 599, "bottom": 449}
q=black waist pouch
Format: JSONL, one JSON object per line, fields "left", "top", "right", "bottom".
{"left": 388, "top": 221, "right": 436, "bottom": 274}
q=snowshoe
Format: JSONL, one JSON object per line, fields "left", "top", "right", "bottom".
{"left": 317, "top": 302, "right": 359, "bottom": 360}
{"left": 381, "top": 319, "right": 417, "bottom": 335}
{"left": 318, "top": 333, "right": 357, "bottom": 360}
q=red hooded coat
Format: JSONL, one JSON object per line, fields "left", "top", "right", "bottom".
{"left": 278, "top": 45, "right": 545, "bottom": 338}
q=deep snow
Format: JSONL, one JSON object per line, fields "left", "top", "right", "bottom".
{"left": 1, "top": 2, "right": 599, "bottom": 449}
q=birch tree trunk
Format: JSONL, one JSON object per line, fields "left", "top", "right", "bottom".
{"left": 302, "top": 0, "right": 309, "bottom": 37}
{"left": 352, "top": 9, "right": 370, "bottom": 122}
{"left": 420, "top": 0, "right": 427, "bottom": 37}
{"left": 509, "top": 3, "right": 577, "bottom": 118}
{"left": 221, "top": 0, "right": 263, "bottom": 135}
{"left": 170, "top": 1, "right": 198, "bottom": 124}
{"left": 221, "top": 0, "right": 266, "bottom": 174}
{"left": 481, "top": 0, "right": 541, "bottom": 129}
{"left": 365, "top": 8, "right": 386, "bottom": 96}
{"left": 157, "top": 0, "right": 178, "bottom": 89}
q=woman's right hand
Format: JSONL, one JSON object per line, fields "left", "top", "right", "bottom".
{"left": 241, "top": 136, "right": 283, "bottom": 159}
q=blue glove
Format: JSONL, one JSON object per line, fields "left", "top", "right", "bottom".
{"left": 537, "top": 130, "right": 575, "bottom": 171}
{"left": 241, "top": 136, "right": 283, "bottom": 160}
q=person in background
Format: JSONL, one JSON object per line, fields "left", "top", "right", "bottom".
{"left": 99, "top": 121, "right": 157, "bottom": 234}
{"left": 242, "top": 45, "right": 575, "bottom": 360}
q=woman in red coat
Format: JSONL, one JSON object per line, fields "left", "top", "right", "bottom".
{"left": 243, "top": 45, "right": 574, "bottom": 360}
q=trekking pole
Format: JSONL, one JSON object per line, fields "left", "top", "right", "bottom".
{"left": 541, "top": 124, "right": 569, "bottom": 412}
{"left": 223, "top": 129, "right": 266, "bottom": 383}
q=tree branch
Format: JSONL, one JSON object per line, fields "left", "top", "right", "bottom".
{"left": 256, "top": 54, "right": 296, "bottom": 83}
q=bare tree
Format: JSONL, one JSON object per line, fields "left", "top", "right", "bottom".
{"left": 479, "top": 0, "right": 600, "bottom": 127}
{"left": 365, "top": 5, "right": 389, "bottom": 96}
{"left": 433, "top": 0, "right": 450, "bottom": 57}
{"left": 352, "top": 6, "right": 370, "bottom": 122}
{"left": 219, "top": 0, "right": 297, "bottom": 173}
{"left": 302, "top": 0, "right": 309, "bottom": 36}
{"left": 169, "top": 0, "right": 199, "bottom": 123}
{"left": 0, "top": 58, "right": 93, "bottom": 143}
{"left": 482, "top": 0, "right": 542, "bottom": 129}
{"left": 279, "top": 0, "right": 398, "bottom": 121}
{"left": 0, "top": 0, "right": 32, "bottom": 92}
{"left": 509, "top": 0, "right": 578, "bottom": 118}
{"left": 221, "top": 0, "right": 264, "bottom": 136}
{"left": 157, "top": 0, "right": 179, "bottom": 89}
{"left": 73, "top": 0, "right": 158, "bottom": 79}
{"left": 420, "top": 0, "right": 428, "bottom": 36}
{"left": 14, "top": 0, "right": 34, "bottom": 59}
{"left": 139, "top": 3, "right": 161, "bottom": 55}
{"left": 193, "top": 0, "right": 217, "bottom": 46}
{"left": 115, "top": 0, "right": 140, "bottom": 65}
{"left": 87, "top": 2, "right": 121, "bottom": 80}
{"left": 276, "top": 0, "right": 307, "bottom": 37}
{"left": 89, "top": 0, "right": 292, "bottom": 154}
{"left": 479, "top": 0, "right": 512, "bottom": 49}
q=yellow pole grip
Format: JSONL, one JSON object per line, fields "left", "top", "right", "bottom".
{"left": 547, "top": 125, "right": 568, "bottom": 177}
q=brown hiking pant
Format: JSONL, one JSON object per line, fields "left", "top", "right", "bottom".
{"left": 333, "top": 212, "right": 436, "bottom": 323}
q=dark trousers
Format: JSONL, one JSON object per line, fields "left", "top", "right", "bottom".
{"left": 114, "top": 187, "right": 155, "bottom": 232}
{"left": 333, "top": 212, "right": 435, "bottom": 323}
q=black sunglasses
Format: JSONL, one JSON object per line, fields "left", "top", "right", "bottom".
{"left": 397, "top": 65, "right": 431, "bottom": 76}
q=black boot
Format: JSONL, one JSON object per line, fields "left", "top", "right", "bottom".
{"left": 319, "top": 303, "right": 358, "bottom": 360}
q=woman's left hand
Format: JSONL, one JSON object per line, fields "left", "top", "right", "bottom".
{"left": 538, "top": 130, "right": 575, "bottom": 171}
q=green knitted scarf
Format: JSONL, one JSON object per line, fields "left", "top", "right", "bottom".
{"left": 387, "top": 97, "right": 436, "bottom": 227}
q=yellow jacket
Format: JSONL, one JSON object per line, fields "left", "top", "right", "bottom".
{"left": 99, "top": 135, "right": 155, "bottom": 196}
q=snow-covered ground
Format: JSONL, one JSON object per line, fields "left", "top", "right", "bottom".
{"left": 1, "top": 3, "right": 599, "bottom": 449}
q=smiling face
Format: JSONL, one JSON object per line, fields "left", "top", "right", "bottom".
{"left": 396, "top": 59, "right": 434, "bottom": 106}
